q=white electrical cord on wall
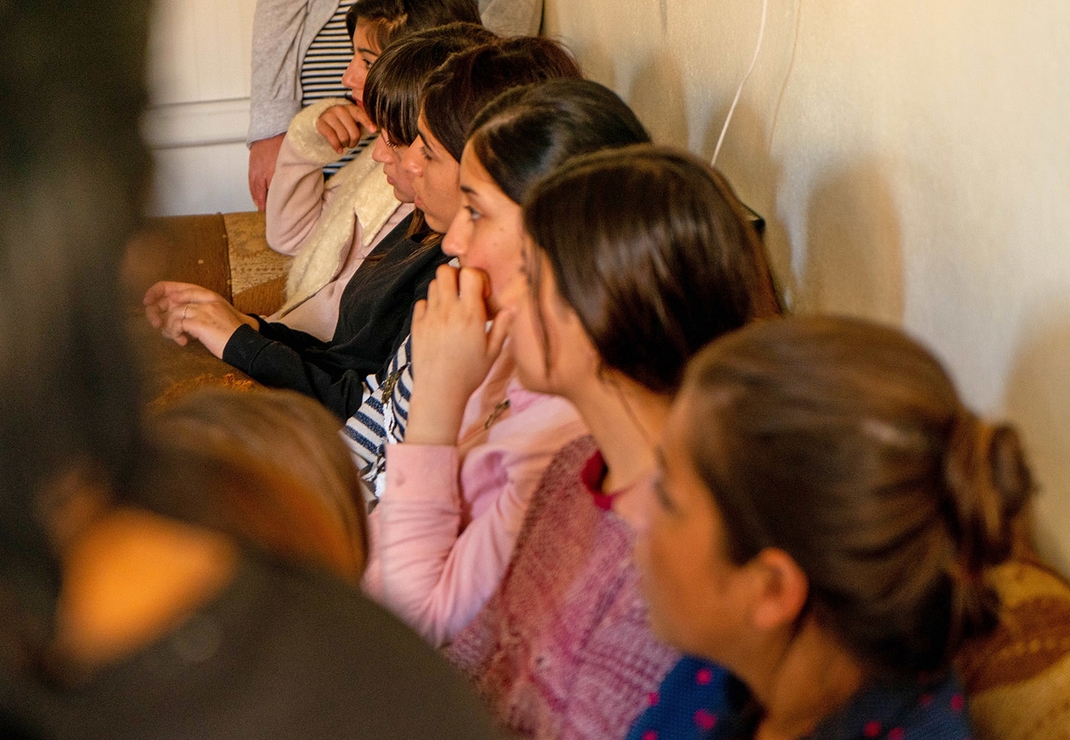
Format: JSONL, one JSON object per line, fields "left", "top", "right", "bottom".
{"left": 711, "top": 0, "right": 769, "bottom": 167}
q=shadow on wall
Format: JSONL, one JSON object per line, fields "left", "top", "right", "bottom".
{"left": 549, "top": 37, "right": 616, "bottom": 93}
{"left": 627, "top": 50, "right": 689, "bottom": 149}
{"left": 798, "top": 162, "right": 906, "bottom": 324}
{"left": 699, "top": 99, "right": 795, "bottom": 311}
{"left": 1004, "top": 311, "right": 1070, "bottom": 578}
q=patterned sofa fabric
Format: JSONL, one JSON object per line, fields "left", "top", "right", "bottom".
{"left": 957, "top": 557, "right": 1070, "bottom": 740}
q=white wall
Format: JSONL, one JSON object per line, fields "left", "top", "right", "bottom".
{"left": 544, "top": 0, "right": 1070, "bottom": 576}
{"left": 144, "top": 0, "right": 258, "bottom": 215}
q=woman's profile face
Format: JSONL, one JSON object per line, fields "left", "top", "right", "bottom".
{"left": 442, "top": 144, "right": 525, "bottom": 315}
{"left": 614, "top": 394, "right": 754, "bottom": 665}
{"left": 342, "top": 22, "right": 380, "bottom": 106}
{"left": 501, "top": 241, "right": 599, "bottom": 398}
{"left": 372, "top": 132, "right": 415, "bottom": 203}
{"left": 401, "top": 111, "right": 462, "bottom": 232}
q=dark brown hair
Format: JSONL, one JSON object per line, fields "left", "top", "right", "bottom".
{"left": 364, "top": 23, "right": 496, "bottom": 147}
{"left": 346, "top": 0, "right": 481, "bottom": 51}
{"left": 141, "top": 388, "right": 370, "bottom": 582}
{"left": 522, "top": 145, "right": 781, "bottom": 394}
{"left": 421, "top": 37, "right": 582, "bottom": 162}
{"left": 467, "top": 79, "right": 651, "bottom": 206}
{"left": 682, "top": 315, "right": 1033, "bottom": 677}
{"left": 365, "top": 24, "right": 496, "bottom": 242}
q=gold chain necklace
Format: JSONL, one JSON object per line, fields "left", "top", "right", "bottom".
{"left": 484, "top": 398, "right": 511, "bottom": 429}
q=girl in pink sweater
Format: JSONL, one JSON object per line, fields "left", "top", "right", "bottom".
{"left": 366, "top": 78, "right": 652, "bottom": 646}
{"left": 357, "top": 41, "right": 587, "bottom": 641}
{"left": 445, "top": 147, "right": 781, "bottom": 739}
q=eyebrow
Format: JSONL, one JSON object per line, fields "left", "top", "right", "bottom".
{"left": 355, "top": 45, "right": 378, "bottom": 56}
{"left": 460, "top": 184, "right": 479, "bottom": 197}
{"left": 416, "top": 125, "right": 434, "bottom": 152}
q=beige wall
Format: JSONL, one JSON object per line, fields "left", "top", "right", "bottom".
{"left": 145, "top": 0, "right": 257, "bottom": 215}
{"left": 544, "top": 0, "right": 1070, "bottom": 575}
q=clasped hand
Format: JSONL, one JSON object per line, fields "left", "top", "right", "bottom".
{"left": 316, "top": 103, "right": 377, "bottom": 155}
{"left": 405, "top": 265, "right": 515, "bottom": 446}
{"left": 143, "top": 282, "right": 258, "bottom": 359}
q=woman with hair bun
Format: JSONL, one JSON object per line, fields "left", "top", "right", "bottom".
{"left": 620, "top": 315, "right": 1033, "bottom": 740}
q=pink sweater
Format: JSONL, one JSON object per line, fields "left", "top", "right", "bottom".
{"left": 364, "top": 349, "right": 587, "bottom": 647}
{"left": 446, "top": 435, "right": 679, "bottom": 740}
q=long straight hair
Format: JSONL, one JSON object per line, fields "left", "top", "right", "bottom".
{"left": 467, "top": 79, "right": 651, "bottom": 206}
{"left": 142, "top": 389, "right": 370, "bottom": 582}
{"left": 420, "top": 37, "right": 582, "bottom": 163}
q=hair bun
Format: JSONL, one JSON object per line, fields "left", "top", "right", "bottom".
{"left": 941, "top": 413, "right": 1033, "bottom": 650}
{"left": 943, "top": 412, "right": 1033, "bottom": 571}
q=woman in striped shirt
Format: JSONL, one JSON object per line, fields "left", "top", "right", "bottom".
{"left": 247, "top": 0, "right": 541, "bottom": 209}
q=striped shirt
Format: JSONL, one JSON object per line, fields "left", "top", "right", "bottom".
{"left": 343, "top": 334, "right": 414, "bottom": 500}
{"left": 301, "top": 0, "right": 370, "bottom": 176}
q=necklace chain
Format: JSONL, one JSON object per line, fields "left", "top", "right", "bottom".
{"left": 484, "top": 398, "right": 511, "bottom": 429}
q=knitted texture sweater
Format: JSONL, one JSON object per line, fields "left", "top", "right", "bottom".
{"left": 446, "top": 435, "right": 678, "bottom": 740}
{"left": 267, "top": 99, "right": 399, "bottom": 324}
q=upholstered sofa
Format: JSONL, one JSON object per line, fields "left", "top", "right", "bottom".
{"left": 125, "top": 211, "right": 289, "bottom": 402}
{"left": 957, "top": 551, "right": 1070, "bottom": 739}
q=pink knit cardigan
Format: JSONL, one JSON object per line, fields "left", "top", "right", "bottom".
{"left": 446, "top": 435, "right": 679, "bottom": 740}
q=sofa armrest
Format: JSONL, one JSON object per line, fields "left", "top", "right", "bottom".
{"left": 222, "top": 211, "right": 291, "bottom": 316}
{"left": 124, "top": 213, "right": 233, "bottom": 310}
{"left": 124, "top": 211, "right": 292, "bottom": 317}
{"left": 957, "top": 555, "right": 1070, "bottom": 740}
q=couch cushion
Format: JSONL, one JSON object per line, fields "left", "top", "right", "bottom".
{"left": 957, "top": 557, "right": 1070, "bottom": 740}
{"left": 223, "top": 211, "right": 290, "bottom": 308}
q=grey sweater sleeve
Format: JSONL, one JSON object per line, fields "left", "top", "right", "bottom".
{"left": 248, "top": 0, "right": 339, "bottom": 146}
{"left": 479, "top": 0, "right": 544, "bottom": 36}
{"left": 248, "top": 0, "right": 542, "bottom": 145}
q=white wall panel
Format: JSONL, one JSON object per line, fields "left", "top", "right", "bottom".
{"left": 146, "top": 0, "right": 258, "bottom": 215}
{"left": 149, "top": 142, "right": 254, "bottom": 216}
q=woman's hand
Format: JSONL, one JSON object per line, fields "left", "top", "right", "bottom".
{"left": 316, "top": 103, "right": 377, "bottom": 155}
{"left": 248, "top": 133, "right": 285, "bottom": 211}
{"left": 143, "top": 281, "right": 258, "bottom": 359}
{"left": 405, "top": 265, "right": 515, "bottom": 446}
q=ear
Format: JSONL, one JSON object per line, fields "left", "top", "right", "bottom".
{"left": 747, "top": 547, "right": 809, "bottom": 631}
